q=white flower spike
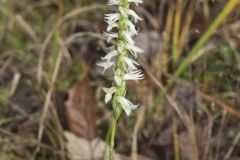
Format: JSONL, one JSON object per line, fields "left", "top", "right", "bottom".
{"left": 99, "top": 0, "right": 144, "bottom": 159}
{"left": 98, "top": 0, "right": 144, "bottom": 117}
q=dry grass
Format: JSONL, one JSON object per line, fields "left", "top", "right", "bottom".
{"left": 0, "top": 0, "right": 240, "bottom": 160}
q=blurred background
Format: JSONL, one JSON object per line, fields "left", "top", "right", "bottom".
{"left": 0, "top": 0, "right": 240, "bottom": 160}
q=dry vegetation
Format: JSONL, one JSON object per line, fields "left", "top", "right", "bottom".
{"left": 0, "top": 0, "right": 240, "bottom": 160}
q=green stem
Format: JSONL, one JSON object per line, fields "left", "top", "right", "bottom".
{"left": 109, "top": 96, "right": 122, "bottom": 160}
{"left": 108, "top": 0, "right": 130, "bottom": 159}
{"left": 109, "top": 117, "right": 117, "bottom": 160}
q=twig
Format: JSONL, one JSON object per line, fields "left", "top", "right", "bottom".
{"left": 158, "top": 0, "right": 174, "bottom": 74}
{"left": 198, "top": 91, "right": 240, "bottom": 118}
{"left": 0, "top": 128, "right": 53, "bottom": 150}
{"left": 202, "top": 112, "right": 213, "bottom": 160}
{"left": 65, "top": 32, "right": 109, "bottom": 45}
{"left": 172, "top": 0, "right": 183, "bottom": 62}
{"left": 9, "top": 72, "right": 21, "bottom": 96}
{"left": 176, "top": 0, "right": 196, "bottom": 61}
{"left": 0, "top": 57, "right": 11, "bottom": 77}
{"left": 172, "top": 115, "right": 180, "bottom": 160}
{"left": 33, "top": 38, "right": 66, "bottom": 159}
{"left": 131, "top": 105, "right": 146, "bottom": 160}
{"left": 15, "top": 14, "right": 39, "bottom": 42}
{"left": 214, "top": 111, "right": 227, "bottom": 160}
{"left": 224, "top": 131, "right": 240, "bottom": 160}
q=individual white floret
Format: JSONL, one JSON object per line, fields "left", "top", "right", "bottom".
{"left": 104, "top": 13, "right": 120, "bottom": 25}
{"left": 122, "top": 31, "right": 135, "bottom": 45}
{"left": 107, "top": 22, "right": 118, "bottom": 31}
{"left": 128, "top": 9, "right": 142, "bottom": 23}
{"left": 97, "top": 60, "right": 114, "bottom": 73}
{"left": 123, "top": 69, "right": 144, "bottom": 81}
{"left": 103, "top": 87, "right": 117, "bottom": 103}
{"left": 122, "top": 57, "right": 140, "bottom": 71}
{"left": 104, "top": 32, "right": 118, "bottom": 43}
{"left": 126, "top": 20, "right": 138, "bottom": 35}
{"left": 128, "top": 0, "right": 143, "bottom": 6}
{"left": 114, "top": 69, "right": 144, "bottom": 85}
{"left": 117, "top": 96, "right": 138, "bottom": 116}
{"left": 102, "top": 50, "right": 118, "bottom": 61}
{"left": 126, "top": 44, "right": 144, "bottom": 58}
{"left": 108, "top": 0, "right": 120, "bottom": 5}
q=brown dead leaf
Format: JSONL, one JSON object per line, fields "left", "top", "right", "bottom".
{"left": 64, "top": 131, "right": 122, "bottom": 160}
{"left": 65, "top": 76, "right": 96, "bottom": 140}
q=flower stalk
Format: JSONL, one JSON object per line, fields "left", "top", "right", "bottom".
{"left": 97, "top": 0, "right": 144, "bottom": 159}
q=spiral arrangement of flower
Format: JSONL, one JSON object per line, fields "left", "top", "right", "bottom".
{"left": 97, "top": 0, "right": 144, "bottom": 159}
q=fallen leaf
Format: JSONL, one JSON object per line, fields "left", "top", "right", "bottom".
{"left": 64, "top": 131, "right": 121, "bottom": 160}
{"left": 65, "top": 76, "right": 96, "bottom": 140}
